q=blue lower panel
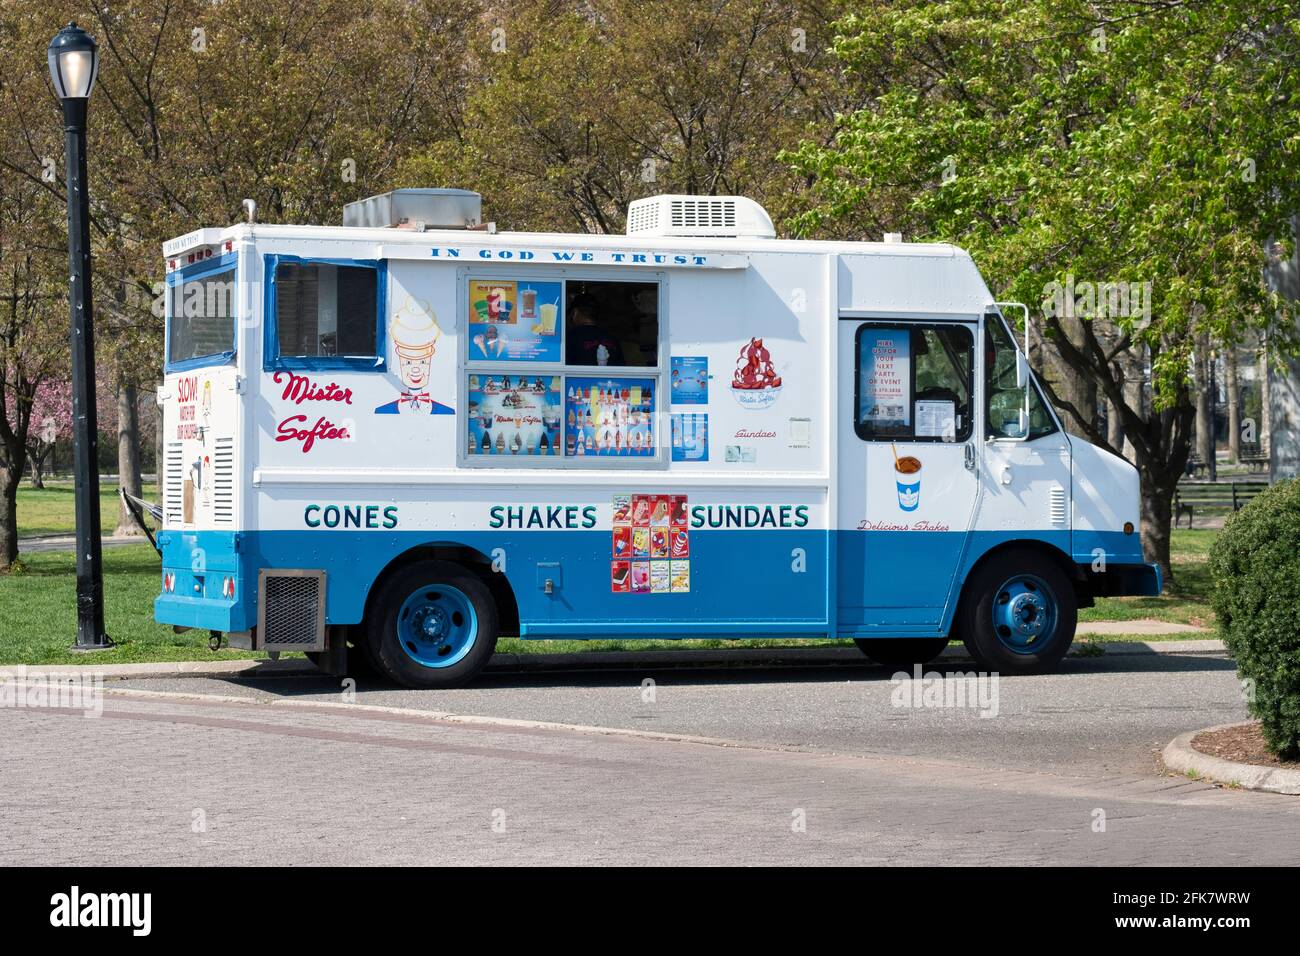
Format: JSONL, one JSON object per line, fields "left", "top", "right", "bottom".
{"left": 153, "top": 526, "right": 1158, "bottom": 639}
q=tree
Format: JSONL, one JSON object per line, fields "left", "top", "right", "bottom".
{"left": 786, "top": 0, "right": 1300, "bottom": 578}
{"left": 24, "top": 380, "right": 70, "bottom": 488}
{"left": 405, "top": 0, "right": 850, "bottom": 233}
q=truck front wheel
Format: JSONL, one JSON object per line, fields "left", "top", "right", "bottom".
{"left": 367, "top": 561, "right": 499, "bottom": 688}
{"left": 958, "top": 548, "right": 1076, "bottom": 675}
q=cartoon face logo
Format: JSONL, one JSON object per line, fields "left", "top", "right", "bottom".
{"left": 375, "top": 298, "right": 454, "bottom": 416}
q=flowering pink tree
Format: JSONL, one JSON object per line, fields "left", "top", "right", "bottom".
{"left": 24, "top": 380, "right": 70, "bottom": 488}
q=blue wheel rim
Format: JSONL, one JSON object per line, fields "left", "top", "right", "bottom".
{"left": 991, "top": 573, "right": 1058, "bottom": 655}
{"left": 395, "top": 584, "right": 478, "bottom": 668}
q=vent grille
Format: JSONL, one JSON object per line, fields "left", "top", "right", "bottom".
{"left": 164, "top": 442, "right": 184, "bottom": 525}
{"left": 257, "top": 570, "right": 326, "bottom": 651}
{"left": 670, "top": 197, "right": 737, "bottom": 230}
{"left": 212, "top": 437, "right": 235, "bottom": 525}
{"left": 1049, "top": 486, "right": 1068, "bottom": 525}
{"left": 626, "top": 202, "right": 659, "bottom": 235}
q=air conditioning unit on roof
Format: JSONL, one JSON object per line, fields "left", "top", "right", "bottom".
{"left": 626, "top": 195, "right": 776, "bottom": 239}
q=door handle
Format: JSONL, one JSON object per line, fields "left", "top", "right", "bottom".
{"left": 963, "top": 443, "right": 976, "bottom": 472}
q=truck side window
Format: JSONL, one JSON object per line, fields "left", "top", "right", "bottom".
{"left": 854, "top": 324, "right": 973, "bottom": 442}
{"left": 167, "top": 264, "right": 236, "bottom": 367}
{"left": 564, "top": 280, "right": 658, "bottom": 367}
{"left": 272, "top": 261, "right": 379, "bottom": 361}
{"left": 984, "top": 315, "right": 1057, "bottom": 440}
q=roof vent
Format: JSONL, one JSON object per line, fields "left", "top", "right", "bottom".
{"left": 626, "top": 194, "right": 775, "bottom": 239}
{"left": 343, "top": 188, "right": 481, "bottom": 230}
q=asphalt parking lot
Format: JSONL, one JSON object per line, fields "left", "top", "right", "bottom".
{"left": 4, "top": 647, "right": 1297, "bottom": 865}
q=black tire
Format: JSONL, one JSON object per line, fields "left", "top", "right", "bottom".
{"left": 958, "top": 547, "right": 1077, "bottom": 675}
{"left": 366, "top": 560, "right": 499, "bottom": 689}
{"left": 853, "top": 637, "right": 951, "bottom": 669}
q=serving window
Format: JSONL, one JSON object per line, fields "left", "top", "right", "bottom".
{"left": 264, "top": 256, "right": 385, "bottom": 371}
{"left": 463, "top": 276, "right": 663, "bottom": 465}
{"left": 166, "top": 257, "right": 237, "bottom": 370}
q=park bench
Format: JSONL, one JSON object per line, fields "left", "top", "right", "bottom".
{"left": 1174, "top": 479, "right": 1270, "bottom": 528}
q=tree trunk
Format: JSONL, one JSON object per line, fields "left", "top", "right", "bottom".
{"left": 1048, "top": 317, "right": 1099, "bottom": 439}
{"left": 1139, "top": 473, "right": 1175, "bottom": 583}
{"left": 1106, "top": 398, "right": 1124, "bottom": 453}
{"left": 1225, "top": 347, "right": 1241, "bottom": 462}
{"left": 1194, "top": 335, "right": 1216, "bottom": 479}
{"left": 1259, "top": 344, "right": 1271, "bottom": 460}
{"left": 29, "top": 449, "right": 46, "bottom": 489}
{"left": 114, "top": 381, "right": 143, "bottom": 536}
{"left": 0, "top": 463, "right": 21, "bottom": 572}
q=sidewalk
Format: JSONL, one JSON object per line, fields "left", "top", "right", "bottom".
{"left": 17, "top": 533, "right": 144, "bottom": 553}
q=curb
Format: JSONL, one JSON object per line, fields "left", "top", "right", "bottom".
{"left": 0, "top": 638, "right": 1228, "bottom": 682}
{"left": 1161, "top": 723, "right": 1300, "bottom": 795}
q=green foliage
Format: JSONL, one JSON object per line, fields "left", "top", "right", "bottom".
{"left": 787, "top": 0, "right": 1300, "bottom": 401}
{"left": 1209, "top": 480, "right": 1300, "bottom": 759}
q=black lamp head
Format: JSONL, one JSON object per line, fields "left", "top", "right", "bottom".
{"left": 47, "top": 22, "right": 99, "bottom": 100}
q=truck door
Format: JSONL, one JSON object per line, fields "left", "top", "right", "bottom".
{"left": 835, "top": 319, "right": 981, "bottom": 632}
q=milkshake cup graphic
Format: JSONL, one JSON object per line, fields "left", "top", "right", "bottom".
{"left": 539, "top": 302, "right": 558, "bottom": 335}
{"left": 893, "top": 446, "right": 922, "bottom": 512}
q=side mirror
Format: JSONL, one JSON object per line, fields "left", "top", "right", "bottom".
{"left": 1015, "top": 349, "right": 1030, "bottom": 388}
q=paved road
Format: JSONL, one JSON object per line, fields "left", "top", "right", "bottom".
{"left": 3, "top": 651, "right": 1298, "bottom": 865}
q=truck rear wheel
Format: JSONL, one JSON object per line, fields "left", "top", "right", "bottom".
{"left": 366, "top": 561, "right": 499, "bottom": 689}
{"left": 853, "top": 638, "right": 950, "bottom": 669}
{"left": 958, "top": 548, "right": 1076, "bottom": 675}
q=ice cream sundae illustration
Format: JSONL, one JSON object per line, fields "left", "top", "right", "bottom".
{"left": 375, "top": 297, "right": 454, "bottom": 415}
{"left": 730, "top": 337, "right": 784, "bottom": 409}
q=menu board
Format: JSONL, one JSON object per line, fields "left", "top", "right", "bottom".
{"left": 564, "top": 376, "right": 656, "bottom": 457}
{"left": 611, "top": 494, "right": 690, "bottom": 594}
{"left": 858, "top": 328, "right": 911, "bottom": 429}
{"left": 467, "top": 374, "right": 564, "bottom": 457}
{"left": 468, "top": 279, "right": 563, "bottom": 364}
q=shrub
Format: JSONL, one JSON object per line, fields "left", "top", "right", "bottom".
{"left": 1209, "top": 478, "right": 1300, "bottom": 759}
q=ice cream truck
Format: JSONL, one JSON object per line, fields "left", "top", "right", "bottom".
{"left": 153, "top": 188, "right": 1159, "bottom": 687}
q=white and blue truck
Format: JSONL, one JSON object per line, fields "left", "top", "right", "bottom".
{"left": 152, "top": 189, "right": 1159, "bottom": 687}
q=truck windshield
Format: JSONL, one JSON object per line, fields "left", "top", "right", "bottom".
{"left": 985, "top": 315, "right": 1057, "bottom": 439}
{"left": 168, "top": 265, "right": 236, "bottom": 366}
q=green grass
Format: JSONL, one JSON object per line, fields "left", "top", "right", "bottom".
{"left": 16, "top": 481, "right": 158, "bottom": 538}
{"left": 0, "top": 544, "right": 267, "bottom": 665}
{"left": 1079, "top": 528, "right": 1217, "bottom": 629}
{"left": 0, "top": 531, "right": 1219, "bottom": 666}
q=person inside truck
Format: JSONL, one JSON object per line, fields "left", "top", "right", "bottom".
{"left": 565, "top": 293, "right": 626, "bottom": 367}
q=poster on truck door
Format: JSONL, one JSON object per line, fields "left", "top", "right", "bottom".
{"left": 858, "top": 328, "right": 911, "bottom": 430}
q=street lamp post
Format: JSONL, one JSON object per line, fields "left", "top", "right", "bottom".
{"left": 49, "top": 23, "right": 111, "bottom": 650}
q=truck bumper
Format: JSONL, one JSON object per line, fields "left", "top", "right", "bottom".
{"left": 154, "top": 530, "right": 254, "bottom": 633}
{"left": 1085, "top": 562, "right": 1162, "bottom": 598}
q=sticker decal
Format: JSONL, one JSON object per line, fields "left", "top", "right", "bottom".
{"left": 613, "top": 493, "right": 690, "bottom": 593}
{"left": 670, "top": 356, "right": 709, "bottom": 404}
{"left": 730, "top": 338, "right": 783, "bottom": 409}
{"left": 671, "top": 413, "right": 709, "bottom": 461}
